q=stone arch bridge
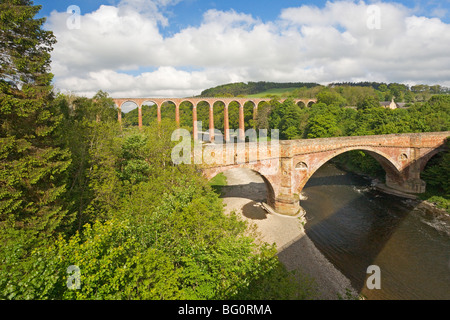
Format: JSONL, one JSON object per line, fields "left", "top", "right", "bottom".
{"left": 113, "top": 97, "right": 316, "bottom": 141}
{"left": 200, "top": 131, "right": 449, "bottom": 216}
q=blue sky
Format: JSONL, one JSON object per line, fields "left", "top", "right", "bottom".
{"left": 35, "top": 0, "right": 450, "bottom": 27}
{"left": 33, "top": 0, "right": 450, "bottom": 97}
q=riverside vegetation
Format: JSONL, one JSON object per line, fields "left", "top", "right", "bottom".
{"left": 0, "top": 1, "right": 317, "bottom": 299}
{"left": 1, "top": 0, "right": 449, "bottom": 300}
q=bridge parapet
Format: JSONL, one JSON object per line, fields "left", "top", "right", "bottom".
{"left": 283, "top": 131, "right": 449, "bottom": 152}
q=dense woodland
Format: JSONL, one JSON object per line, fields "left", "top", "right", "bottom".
{"left": 200, "top": 81, "right": 320, "bottom": 97}
{"left": 198, "top": 81, "right": 450, "bottom": 101}
{"left": 0, "top": 1, "right": 317, "bottom": 300}
{"left": 0, "top": 1, "right": 449, "bottom": 300}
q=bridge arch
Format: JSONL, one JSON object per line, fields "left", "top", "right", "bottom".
{"left": 118, "top": 100, "right": 140, "bottom": 110}
{"left": 141, "top": 99, "right": 157, "bottom": 106}
{"left": 226, "top": 100, "right": 241, "bottom": 129}
{"left": 227, "top": 99, "right": 242, "bottom": 107}
{"left": 200, "top": 131, "right": 449, "bottom": 215}
{"left": 179, "top": 100, "right": 194, "bottom": 128}
{"left": 256, "top": 100, "right": 270, "bottom": 108}
{"left": 205, "top": 166, "right": 277, "bottom": 208}
{"left": 195, "top": 100, "right": 213, "bottom": 141}
{"left": 212, "top": 100, "right": 226, "bottom": 134}
{"left": 119, "top": 100, "right": 140, "bottom": 127}
{"left": 196, "top": 100, "right": 211, "bottom": 108}
{"left": 243, "top": 101, "right": 255, "bottom": 131}
{"left": 140, "top": 100, "right": 158, "bottom": 125}
{"left": 296, "top": 101, "right": 307, "bottom": 109}
{"left": 244, "top": 100, "right": 257, "bottom": 107}
{"left": 418, "top": 147, "right": 448, "bottom": 172}
{"left": 293, "top": 146, "right": 401, "bottom": 193}
{"left": 156, "top": 100, "right": 175, "bottom": 125}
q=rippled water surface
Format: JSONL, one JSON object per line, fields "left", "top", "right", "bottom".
{"left": 302, "top": 163, "right": 450, "bottom": 300}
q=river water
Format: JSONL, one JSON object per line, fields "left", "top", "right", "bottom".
{"left": 301, "top": 163, "right": 450, "bottom": 300}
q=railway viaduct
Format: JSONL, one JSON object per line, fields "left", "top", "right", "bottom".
{"left": 113, "top": 97, "right": 316, "bottom": 141}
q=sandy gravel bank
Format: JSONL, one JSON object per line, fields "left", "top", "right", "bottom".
{"left": 220, "top": 168, "right": 359, "bottom": 300}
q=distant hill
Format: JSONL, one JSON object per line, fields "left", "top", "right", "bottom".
{"left": 199, "top": 81, "right": 320, "bottom": 97}
{"left": 199, "top": 81, "right": 450, "bottom": 99}
{"left": 245, "top": 87, "right": 300, "bottom": 98}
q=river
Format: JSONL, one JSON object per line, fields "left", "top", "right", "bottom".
{"left": 302, "top": 163, "right": 450, "bottom": 300}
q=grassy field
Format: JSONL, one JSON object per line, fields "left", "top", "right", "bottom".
{"left": 246, "top": 87, "right": 298, "bottom": 98}
{"left": 209, "top": 172, "right": 228, "bottom": 194}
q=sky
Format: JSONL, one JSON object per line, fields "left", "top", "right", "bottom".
{"left": 33, "top": 0, "right": 450, "bottom": 98}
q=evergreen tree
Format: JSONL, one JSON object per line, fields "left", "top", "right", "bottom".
{"left": 0, "top": 0, "right": 71, "bottom": 239}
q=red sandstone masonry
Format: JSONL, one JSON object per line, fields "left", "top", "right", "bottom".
{"left": 203, "top": 131, "right": 450, "bottom": 216}
{"left": 112, "top": 97, "right": 317, "bottom": 135}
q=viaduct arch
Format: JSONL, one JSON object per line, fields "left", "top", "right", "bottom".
{"left": 113, "top": 97, "right": 317, "bottom": 141}
{"left": 201, "top": 132, "right": 449, "bottom": 216}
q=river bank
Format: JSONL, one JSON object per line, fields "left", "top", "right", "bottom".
{"left": 375, "top": 182, "right": 449, "bottom": 217}
{"left": 333, "top": 160, "right": 449, "bottom": 217}
{"left": 219, "top": 168, "right": 360, "bottom": 300}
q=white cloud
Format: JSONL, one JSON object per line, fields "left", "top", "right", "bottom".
{"left": 46, "top": 0, "right": 450, "bottom": 98}
{"left": 50, "top": 4, "right": 164, "bottom": 76}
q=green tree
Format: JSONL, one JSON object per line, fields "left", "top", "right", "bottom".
{"left": 357, "top": 95, "right": 380, "bottom": 110}
{"left": 255, "top": 101, "right": 271, "bottom": 131}
{"left": 268, "top": 99, "right": 305, "bottom": 139}
{"left": 119, "top": 133, "right": 151, "bottom": 185}
{"left": 378, "top": 84, "right": 388, "bottom": 92}
{"left": 388, "top": 83, "right": 408, "bottom": 102}
{"left": 316, "top": 90, "right": 347, "bottom": 107}
{"left": 244, "top": 102, "right": 254, "bottom": 130}
{"left": 408, "top": 95, "right": 450, "bottom": 132}
{"left": 278, "top": 100, "right": 303, "bottom": 139}
{"left": 0, "top": 1, "right": 76, "bottom": 301}
{"left": 430, "top": 85, "right": 442, "bottom": 95}
{"left": 0, "top": 0, "right": 71, "bottom": 238}
{"left": 55, "top": 92, "right": 122, "bottom": 230}
{"left": 419, "top": 140, "right": 450, "bottom": 212}
{"left": 305, "top": 103, "right": 342, "bottom": 138}
{"left": 421, "top": 146, "right": 450, "bottom": 197}
{"left": 1, "top": 218, "right": 184, "bottom": 300}
{"left": 1, "top": 120, "right": 318, "bottom": 300}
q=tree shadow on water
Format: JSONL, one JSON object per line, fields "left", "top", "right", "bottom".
{"left": 305, "top": 171, "right": 371, "bottom": 188}
{"left": 284, "top": 190, "right": 412, "bottom": 297}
